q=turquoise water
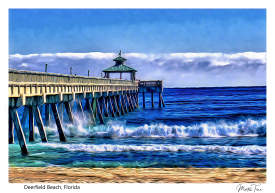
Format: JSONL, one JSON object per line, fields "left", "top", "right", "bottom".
{"left": 9, "top": 87, "right": 266, "bottom": 168}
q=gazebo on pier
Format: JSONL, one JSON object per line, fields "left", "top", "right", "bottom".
{"left": 103, "top": 51, "right": 137, "bottom": 81}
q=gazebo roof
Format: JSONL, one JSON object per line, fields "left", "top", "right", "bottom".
{"left": 103, "top": 51, "right": 137, "bottom": 73}
{"left": 103, "top": 64, "right": 137, "bottom": 72}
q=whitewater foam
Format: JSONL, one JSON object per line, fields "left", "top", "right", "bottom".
{"left": 39, "top": 117, "right": 266, "bottom": 139}
{"left": 42, "top": 143, "right": 266, "bottom": 155}
{"left": 43, "top": 113, "right": 92, "bottom": 137}
{"left": 90, "top": 118, "right": 266, "bottom": 138}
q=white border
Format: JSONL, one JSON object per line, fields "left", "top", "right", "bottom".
{"left": 1, "top": 1, "right": 273, "bottom": 192}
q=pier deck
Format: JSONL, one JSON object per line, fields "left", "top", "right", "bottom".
{"left": 9, "top": 69, "right": 138, "bottom": 105}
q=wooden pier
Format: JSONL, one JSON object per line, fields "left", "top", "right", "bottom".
{"left": 139, "top": 80, "right": 165, "bottom": 108}
{"left": 8, "top": 51, "right": 164, "bottom": 155}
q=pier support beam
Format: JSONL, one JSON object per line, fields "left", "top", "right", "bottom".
{"left": 96, "top": 98, "right": 104, "bottom": 124}
{"left": 102, "top": 97, "right": 109, "bottom": 117}
{"left": 10, "top": 107, "right": 28, "bottom": 155}
{"left": 107, "top": 96, "right": 115, "bottom": 117}
{"left": 99, "top": 97, "right": 104, "bottom": 114}
{"left": 9, "top": 110, "right": 14, "bottom": 144}
{"left": 151, "top": 92, "right": 154, "bottom": 108}
{"left": 135, "top": 93, "right": 139, "bottom": 108}
{"left": 158, "top": 92, "right": 162, "bottom": 108}
{"left": 64, "top": 102, "right": 74, "bottom": 124}
{"left": 117, "top": 95, "right": 125, "bottom": 115}
{"left": 85, "top": 99, "right": 95, "bottom": 124}
{"left": 126, "top": 94, "right": 133, "bottom": 112}
{"left": 28, "top": 106, "right": 34, "bottom": 142}
{"left": 76, "top": 100, "right": 85, "bottom": 119}
{"left": 58, "top": 103, "right": 64, "bottom": 122}
{"left": 21, "top": 107, "right": 28, "bottom": 128}
{"left": 142, "top": 92, "right": 145, "bottom": 109}
{"left": 110, "top": 96, "right": 117, "bottom": 114}
{"left": 121, "top": 94, "right": 128, "bottom": 113}
{"left": 51, "top": 103, "right": 66, "bottom": 142}
{"left": 160, "top": 93, "right": 165, "bottom": 107}
{"left": 129, "top": 94, "right": 134, "bottom": 109}
{"left": 33, "top": 105, "right": 48, "bottom": 142}
{"left": 128, "top": 94, "right": 134, "bottom": 111}
{"left": 92, "top": 98, "right": 97, "bottom": 119}
{"left": 113, "top": 96, "right": 120, "bottom": 116}
{"left": 131, "top": 93, "right": 137, "bottom": 109}
{"left": 45, "top": 104, "right": 50, "bottom": 126}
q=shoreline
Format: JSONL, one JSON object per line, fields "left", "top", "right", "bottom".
{"left": 9, "top": 167, "right": 266, "bottom": 183}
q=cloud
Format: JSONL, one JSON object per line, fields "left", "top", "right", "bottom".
{"left": 20, "top": 63, "right": 29, "bottom": 67}
{"left": 9, "top": 52, "right": 266, "bottom": 87}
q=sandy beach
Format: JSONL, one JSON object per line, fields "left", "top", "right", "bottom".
{"left": 9, "top": 167, "right": 266, "bottom": 183}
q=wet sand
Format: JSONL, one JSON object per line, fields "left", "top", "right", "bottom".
{"left": 9, "top": 167, "right": 266, "bottom": 183}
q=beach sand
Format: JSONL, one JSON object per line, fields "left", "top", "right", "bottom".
{"left": 9, "top": 167, "right": 266, "bottom": 183}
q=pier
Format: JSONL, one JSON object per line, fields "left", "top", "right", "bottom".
{"left": 139, "top": 80, "right": 165, "bottom": 108}
{"left": 8, "top": 51, "right": 165, "bottom": 155}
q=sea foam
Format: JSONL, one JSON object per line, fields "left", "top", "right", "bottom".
{"left": 91, "top": 118, "right": 266, "bottom": 138}
{"left": 42, "top": 117, "right": 266, "bottom": 139}
{"left": 42, "top": 143, "right": 266, "bottom": 155}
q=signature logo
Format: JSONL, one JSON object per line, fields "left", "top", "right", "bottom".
{"left": 236, "top": 184, "right": 263, "bottom": 193}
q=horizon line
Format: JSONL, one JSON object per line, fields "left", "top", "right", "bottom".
{"left": 164, "top": 85, "right": 266, "bottom": 89}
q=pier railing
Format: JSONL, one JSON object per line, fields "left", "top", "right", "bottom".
{"left": 138, "top": 80, "right": 162, "bottom": 88}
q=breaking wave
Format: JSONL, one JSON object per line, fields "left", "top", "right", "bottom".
{"left": 43, "top": 143, "right": 266, "bottom": 155}
{"left": 42, "top": 118, "right": 266, "bottom": 138}
{"left": 90, "top": 118, "right": 266, "bottom": 138}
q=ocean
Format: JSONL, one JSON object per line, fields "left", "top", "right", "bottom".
{"left": 9, "top": 86, "right": 266, "bottom": 168}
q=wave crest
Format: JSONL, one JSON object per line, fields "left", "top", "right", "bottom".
{"left": 92, "top": 118, "right": 266, "bottom": 138}
{"left": 43, "top": 143, "right": 266, "bottom": 155}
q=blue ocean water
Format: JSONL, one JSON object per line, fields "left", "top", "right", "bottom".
{"left": 9, "top": 87, "right": 266, "bottom": 168}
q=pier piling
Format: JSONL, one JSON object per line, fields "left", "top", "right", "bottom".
{"left": 117, "top": 95, "right": 125, "bottom": 115}
{"left": 96, "top": 98, "right": 105, "bottom": 124}
{"left": 9, "top": 110, "right": 14, "bottom": 144}
{"left": 121, "top": 94, "right": 128, "bottom": 113}
{"left": 10, "top": 107, "right": 28, "bottom": 155}
{"left": 51, "top": 103, "right": 66, "bottom": 142}
{"left": 126, "top": 94, "right": 133, "bottom": 112}
{"left": 21, "top": 107, "right": 28, "bottom": 127}
{"left": 142, "top": 92, "right": 145, "bottom": 109}
{"left": 84, "top": 99, "right": 95, "bottom": 124}
{"left": 113, "top": 96, "right": 121, "bottom": 116}
{"left": 58, "top": 103, "right": 64, "bottom": 122}
{"left": 160, "top": 94, "right": 165, "bottom": 107}
{"left": 129, "top": 93, "right": 135, "bottom": 110}
{"left": 92, "top": 98, "right": 97, "bottom": 120}
{"left": 28, "top": 106, "right": 34, "bottom": 142}
{"left": 107, "top": 96, "right": 115, "bottom": 117}
{"left": 135, "top": 93, "right": 139, "bottom": 108}
{"left": 98, "top": 97, "right": 103, "bottom": 114}
{"left": 76, "top": 99, "right": 85, "bottom": 119}
{"left": 129, "top": 94, "right": 134, "bottom": 109}
{"left": 45, "top": 104, "right": 50, "bottom": 126}
{"left": 132, "top": 93, "right": 138, "bottom": 109}
{"left": 151, "top": 92, "right": 154, "bottom": 108}
{"left": 102, "top": 97, "right": 109, "bottom": 117}
{"left": 33, "top": 106, "right": 48, "bottom": 143}
{"left": 64, "top": 101, "right": 74, "bottom": 124}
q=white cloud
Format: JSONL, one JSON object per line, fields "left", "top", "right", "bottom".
{"left": 20, "top": 63, "right": 29, "bottom": 67}
{"left": 9, "top": 52, "right": 266, "bottom": 87}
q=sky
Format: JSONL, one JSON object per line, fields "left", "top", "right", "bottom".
{"left": 9, "top": 9, "right": 266, "bottom": 87}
